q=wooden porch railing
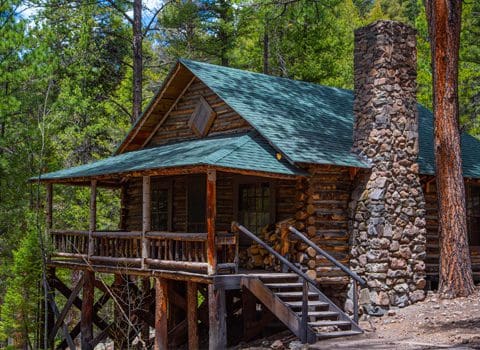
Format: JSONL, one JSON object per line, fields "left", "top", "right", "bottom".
{"left": 50, "top": 230, "right": 239, "bottom": 274}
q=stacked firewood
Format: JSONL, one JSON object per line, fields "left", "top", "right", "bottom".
{"left": 239, "top": 218, "right": 296, "bottom": 270}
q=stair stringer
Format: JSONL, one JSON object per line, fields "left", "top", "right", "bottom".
{"left": 240, "top": 277, "right": 317, "bottom": 343}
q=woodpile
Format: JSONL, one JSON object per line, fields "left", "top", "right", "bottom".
{"left": 239, "top": 218, "right": 296, "bottom": 270}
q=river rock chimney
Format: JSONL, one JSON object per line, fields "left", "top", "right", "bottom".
{"left": 350, "top": 20, "right": 427, "bottom": 313}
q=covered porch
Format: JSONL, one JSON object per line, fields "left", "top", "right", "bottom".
{"left": 37, "top": 132, "right": 305, "bottom": 277}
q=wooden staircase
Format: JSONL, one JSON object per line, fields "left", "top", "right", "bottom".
{"left": 241, "top": 273, "right": 362, "bottom": 343}
{"left": 233, "top": 223, "right": 367, "bottom": 344}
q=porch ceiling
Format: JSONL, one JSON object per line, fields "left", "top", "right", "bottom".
{"left": 33, "top": 131, "right": 306, "bottom": 183}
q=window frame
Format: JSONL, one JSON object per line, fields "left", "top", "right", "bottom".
{"left": 233, "top": 176, "right": 276, "bottom": 235}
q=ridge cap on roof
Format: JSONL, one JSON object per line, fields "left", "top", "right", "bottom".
{"left": 179, "top": 58, "right": 353, "bottom": 94}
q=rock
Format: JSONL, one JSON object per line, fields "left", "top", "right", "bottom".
{"left": 390, "top": 258, "right": 407, "bottom": 269}
{"left": 409, "top": 290, "right": 425, "bottom": 303}
{"left": 288, "top": 340, "right": 304, "bottom": 350}
{"left": 387, "top": 309, "right": 396, "bottom": 316}
{"left": 271, "top": 340, "right": 284, "bottom": 349}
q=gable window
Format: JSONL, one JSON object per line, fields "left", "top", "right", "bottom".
{"left": 188, "top": 96, "right": 216, "bottom": 137}
{"left": 467, "top": 184, "right": 480, "bottom": 246}
{"left": 238, "top": 182, "right": 273, "bottom": 237}
{"left": 151, "top": 181, "right": 172, "bottom": 231}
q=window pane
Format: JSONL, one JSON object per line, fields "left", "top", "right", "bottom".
{"left": 238, "top": 182, "right": 272, "bottom": 236}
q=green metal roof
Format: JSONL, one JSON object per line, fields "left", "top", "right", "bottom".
{"left": 179, "top": 59, "right": 480, "bottom": 178}
{"left": 37, "top": 131, "right": 305, "bottom": 181}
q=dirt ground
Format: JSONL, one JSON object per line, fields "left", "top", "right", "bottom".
{"left": 238, "top": 286, "right": 480, "bottom": 350}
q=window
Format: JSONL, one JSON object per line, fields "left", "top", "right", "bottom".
{"left": 238, "top": 182, "right": 273, "bottom": 236}
{"left": 467, "top": 185, "right": 480, "bottom": 246}
{"left": 188, "top": 96, "right": 216, "bottom": 137}
{"left": 151, "top": 181, "right": 171, "bottom": 231}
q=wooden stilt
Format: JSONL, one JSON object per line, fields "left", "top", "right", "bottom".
{"left": 206, "top": 169, "right": 217, "bottom": 275}
{"left": 81, "top": 270, "right": 95, "bottom": 350}
{"left": 208, "top": 283, "right": 226, "bottom": 350}
{"left": 187, "top": 281, "right": 199, "bottom": 350}
{"left": 155, "top": 278, "right": 168, "bottom": 350}
{"left": 141, "top": 277, "right": 151, "bottom": 345}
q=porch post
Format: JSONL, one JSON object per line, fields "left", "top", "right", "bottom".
{"left": 88, "top": 180, "right": 97, "bottom": 259}
{"left": 119, "top": 182, "right": 128, "bottom": 230}
{"left": 142, "top": 176, "right": 151, "bottom": 269}
{"left": 206, "top": 169, "right": 217, "bottom": 275}
{"left": 208, "top": 283, "right": 226, "bottom": 350}
{"left": 81, "top": 270, "right": 95, "bottom": 350}
{"left": 46, "top": 183, "right": 53, "bottom": 230}
{"left": 154, "top": 277, "right": 168, "bottom": 350}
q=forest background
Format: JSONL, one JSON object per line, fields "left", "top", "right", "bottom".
{"left": 0, "top": 0, "right": 479, "bottom": 345}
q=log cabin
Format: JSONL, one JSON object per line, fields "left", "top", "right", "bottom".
{"left": 33, "top": 20, "right": 480, "bottom": 349}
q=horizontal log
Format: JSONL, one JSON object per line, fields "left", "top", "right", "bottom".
{"left": 145, "top": 259, "right": 208, "bottom": 271}
{"left": 90, "top": 256, "right": 142, "bottom": 265}
{"left": 52, "top": 252, "right": 88, "bottom": 259}
{"left": 146, "top": 232, "right": 207, "bottom": 241}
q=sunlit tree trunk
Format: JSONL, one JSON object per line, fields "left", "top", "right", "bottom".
{"left": 425, "top": 0, "right": 475, "bottom": 298}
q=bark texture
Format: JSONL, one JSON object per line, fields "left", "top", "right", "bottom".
{"left": 425, "top": 0, "right": 475, "bottom": 298}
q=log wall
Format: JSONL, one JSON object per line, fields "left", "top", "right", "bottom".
{"left": 146, "top": 78, "right": 252, "bottom": 147}
{"left": 422, "top": 178, "right": 480, "bottom": 283}
{"left": 295, "top": 165, "right": 354, "bottom": 303}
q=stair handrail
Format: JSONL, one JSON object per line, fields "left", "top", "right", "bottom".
{"left": 288, "top": 226, "right": 366, "bottom": 286}
{"left": 232, "top": 222, "right": 315, "bottom": 343}
{"left": 288, "top": 226, "right": 365, "bottom": 323}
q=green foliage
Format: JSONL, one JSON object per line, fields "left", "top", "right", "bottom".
{"left": 0, "top": 220, "right": 43, "bottom": 346}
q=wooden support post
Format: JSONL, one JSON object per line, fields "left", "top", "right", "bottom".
{"left": 155, "top": 278, "right": 168, "bottom": 350}
{"left": 119, "top": 183, "right": 128, "bottom": 230}
{"left": 141, "top": 277, "right": 151, "bottom": 345}
{"left": 88, "top": 180, "right": 97, "bottom": 258}
{"left": 187, "top": 281, "right": 199, "bottom": 350}
{"left": 208, "top": 283, "right": 226, "bottom": 350}
{"left": 241, "top": 287, "right": 257, "bottom": 341}
{"left": 142, "top": 176, "right": 151, "bottom": 269}
{"left": 206, "top": 169, "right": 217, "bottom": 275}
{"left": 81, "top": 270, "right": 95, "bottom": 350}
{"left": 46, "top": 183, "right": 53, "bottom": 230}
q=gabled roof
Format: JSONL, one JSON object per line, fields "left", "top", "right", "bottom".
{"left": 37, "top": 131, "right": 305, "bottom": 182}
{"left": 119, "top": 59, "right": 480, "bottom": 178}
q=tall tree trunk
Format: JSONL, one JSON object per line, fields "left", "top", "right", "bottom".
{"left": 132, "top": 0, "right": 142, "bottom": 123}
{"left": 425, "top": 0, "right": 475, "bottom": 298}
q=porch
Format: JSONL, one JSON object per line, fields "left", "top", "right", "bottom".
{"left": 44, "top": 167, "right": 301, "bottom": 277}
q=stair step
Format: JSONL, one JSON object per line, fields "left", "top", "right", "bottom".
{"left": 285, "top": 300, "right": 328, "bottom": 309}
{"left": 316, "top": 330, "right": 362, "bottom": 339}
{"left": 308, "top": 320, "right": 352, "bottom": 327}
{"left": 295, "top": 311, "right": 339, "bottom": 318}
{"left": 265, "top": 283, "right": 303, "bottom": 289}
{"left": 275, "top": 291, "right": 317, "bottom": 299}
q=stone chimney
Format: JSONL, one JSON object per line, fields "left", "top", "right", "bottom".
{"left": 350, "top": 20, "right": 427, "bottom": 314}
